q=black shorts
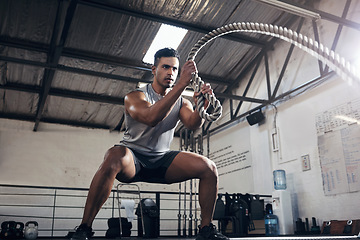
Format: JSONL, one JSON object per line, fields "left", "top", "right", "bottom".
{"left": 120, "top": 147, "right": 180, "bottom": 184}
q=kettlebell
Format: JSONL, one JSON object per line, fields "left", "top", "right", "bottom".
{"left": 0, "top": 221, "right": 11, "bottom": 239}
{"left": 15, "top": 222, "right": 25, "bottom": 239}
{"left": 1, "top": 221, "right": 16, "bottom": 239}
{"left": 24, "top": 221, "right": 38, "bottom": 240}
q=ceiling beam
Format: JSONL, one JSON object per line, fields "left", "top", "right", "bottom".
{"left": 78, "top": 0, "right": 270, "bottom": 49}
{"left": 323, "top": 0, "right": 351, "bottom": 74}
{"left": 0, "top": 55, "right": 149, "bottom": 84}
{"left": 0, "top": 82, "right": 124, "bottom": 105}
{"left": 1, "top": 81, "right": 265, "bottom": 105}
{"left": 271, "top": 18, "right": 304, "bottom": 100}
{"left": 0, "top": 112, "right": 111, "bottom": 130}
{"left": 33, "top": 0, "right": 78, "bottom": 131}
{"left": 214, "top": 92, "right": 266, "bottom": 104}
{"left": 311, "top": 20, "right": 323, "bottom": 75}
{"left": 233, "top": 52, "right": 264, "bottom": 118}
{"left": 209, "top": 71, "right": 337, "bottom": 134}
{"left": 0, "top": 36, "right": 150, "bottom": 71}
{"left": 280, "top": 0, "right": 360, "bottom": 31}
{"left": 62, "top": 48, "right": 152, "bottom": 72}
{"left": 0, "top": 36, "right": 49, "bottom": 53}
{"left": 0, "top": 39, "right": 232, "bottom": 86}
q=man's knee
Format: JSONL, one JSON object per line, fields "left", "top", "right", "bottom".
{"left": 102, "top": 146, "right": 129, "bottom": 173}
{"left": 202, "top": 157, "right": 218, "bottom": 179}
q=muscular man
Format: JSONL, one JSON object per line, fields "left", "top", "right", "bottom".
{"left": 71, "top": 48, "right": 228, "bottom": 240}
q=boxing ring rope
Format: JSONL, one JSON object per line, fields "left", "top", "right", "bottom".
{"left": 188, "top": 22, "right": 360, "bottom": 122}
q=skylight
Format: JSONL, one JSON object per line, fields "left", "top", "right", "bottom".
{"left": 142, "top": 24, "right": 188, "bottom": 64}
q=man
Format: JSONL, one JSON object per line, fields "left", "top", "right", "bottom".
{"left": 71, "top": 48, "right": 228, "bottom": 240}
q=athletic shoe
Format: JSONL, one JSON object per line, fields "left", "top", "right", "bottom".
{"left": 69, "top": 224, "right": 93, "bottom": 240}
{"left": 196, "top": 223, "right": 229, "bottom": 240}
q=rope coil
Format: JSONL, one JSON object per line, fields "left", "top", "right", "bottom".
{"left": 189, "top": 72, "right": 223, "bottom": 122}
{"left": 188, "top": 22, "right": 359, "bottom": 121}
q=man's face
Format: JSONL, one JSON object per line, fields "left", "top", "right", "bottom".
{"left": 152, "top": 57, "right": 179, "bottom": 88}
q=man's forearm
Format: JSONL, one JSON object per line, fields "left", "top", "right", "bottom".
{"left": 186, "top": 109, "right": 205, "bottom": 131}
{"left": 147, "top": 83, "right": 187, "bottom": 126}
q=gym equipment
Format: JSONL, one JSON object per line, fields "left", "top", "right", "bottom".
{"left": 24, "top": 221, "right": 38, "bottom": 240}
{"left": 323, "top": 221, "right": 332, "bottom": 234}
{"left": 194, "top": 133, "right": 203, "bottom": 235}
{"left": 320, "top": 219, "right": 360, "bottom": 235}
{"left": 183, "top": 129, "right": 188, "bottom": 237}
{"left": 178, "top": 128, "right": 201, "bottom": 237}
{"left": 230, "top": 194, "right": 250, "bottom": 236}
{"left": 213, "top": 193, "right": 250, "bottom": 237}
{"left": 136, "top": 198, "right": 160, "bottom": 238}
{"left": 213, "top": 194, "right": 235, "bottom": 235}
{"left": 15, "top": 222, "right": 24, "bottom": 239}
{"left": 0, "top": 221, "right": 25, "bottom": 240}
{"left": 311, "top": 217, "right": 321, "bottom": 234}
{"left": 186, "top": 71, "right": 222, "bottom": 122}
{"left": 182, "top": 181, "right": 187, "bottom": 237}
{"left": 188, "top": 22, "right": 359, "bottom": 85}
{"left": 105, "top": 217, "right": 132, "bottom": 238}
{"left": 343, "top": 220, "right": 353, "bottom": 234}
{"left": 178, "top": 129, "right": 183, "bottom": 237}
{"left": 188, "top": 131, "right": 195, "bottom": 237}
{"left": 296, "top": 218, "right": 307, "bottom": 235}
{"left": 188, "top": 22, "right": 360, "bottom": 122}
{"left": 1, "top": 221, "right": 16, "bottom": 239}
{"left": 177, "top": 182, "right": 182, "bottom": 237}
{"left": 116, "top": 183, "right": 144, "bottom": 237}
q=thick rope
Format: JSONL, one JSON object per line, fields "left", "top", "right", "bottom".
{"left": 189, "top": 72, "right": 223, "bottom": 122}
{"left": 187, "top": 22, "right": 360, "bottom": 121}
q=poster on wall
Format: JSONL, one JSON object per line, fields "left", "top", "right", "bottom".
{"left": 316, "top": 98, "right": 360, "bottom": 195}
{"left": 205, "top": 123, "right": 253, "bottom": 193}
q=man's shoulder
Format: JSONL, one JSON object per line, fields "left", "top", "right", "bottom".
{"left": 126, "top": 89, "right": 146, "bottom": 97}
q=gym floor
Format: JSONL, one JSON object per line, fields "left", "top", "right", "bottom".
{"left": 36, "top": 236, "right": 360, "bottom": 240}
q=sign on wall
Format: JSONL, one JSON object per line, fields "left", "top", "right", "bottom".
{"left": 206, "top": 123, "right": 253, "bottom": 193}
{"left": 316, "top": 98, "right": 360, "bottom": 195}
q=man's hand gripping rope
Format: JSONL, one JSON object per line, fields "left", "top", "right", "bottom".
{"left": 190, "top": 72, "right": 222, "bottom": 122}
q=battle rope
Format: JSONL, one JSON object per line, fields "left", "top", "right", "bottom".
{"left": 187, "top": 22, "right": 360, "bottom": 121}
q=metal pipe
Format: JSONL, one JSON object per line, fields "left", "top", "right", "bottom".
{"left": 188, "top": 131, "right": 194, "bottom": 236}
{"left": 51, "top": 189, "right": 57, "bottom": 238}
{"left": 178, "top": 128, "right": 184, "bottom": 237}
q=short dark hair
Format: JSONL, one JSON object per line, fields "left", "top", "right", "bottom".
{"left": 154, "top": 48, "right": 180, "bottom": 66}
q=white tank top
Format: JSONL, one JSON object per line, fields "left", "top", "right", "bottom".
{"left": 119, "top": 83, "right": 183, "bottom": 157}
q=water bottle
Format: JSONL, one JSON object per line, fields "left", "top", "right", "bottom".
{"left": 265, "top": 209, "right": 279, "bottom": 236}
{"left": 273, "top": 169, "right": 287, "bottom": 190}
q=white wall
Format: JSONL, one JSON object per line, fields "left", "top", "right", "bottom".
{"left": 0, "top": 119, "right": 180, "bottom": 191}
{"left": 210, "top": 0, "right": 360, "bottom": 226}
{"left": 0, "top": 119, "right": 119, "bottom": 188}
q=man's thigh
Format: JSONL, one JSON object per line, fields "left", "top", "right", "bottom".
{"left": 164, "top": 151, "right": 214, "bottom": 183}
{"left": 111, "top": 145, "right": 136, "bottom": 183}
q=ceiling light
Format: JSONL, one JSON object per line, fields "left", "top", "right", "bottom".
{"left": 143, "top": 24, "right": 188, "bottom": 64}
{"left": 254, "top": 0, "right": 321, "bottom": 20}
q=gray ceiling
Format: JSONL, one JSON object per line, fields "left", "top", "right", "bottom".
{"left": 1, "top": 0, "right": 354, "bottom": 134}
